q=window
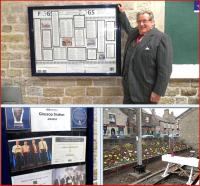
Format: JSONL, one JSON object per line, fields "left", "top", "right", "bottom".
{"left": 145, "top": 116, "right": 149, "bottom": 123}
{"left": 103, "top": 126, "right": 107, "bottom": 135}
{"left": 118, "top": 127, "right": 124, "bottom": 136}
{"left": 132, "top": 114, "right": 136, "bottom": 121}
{"left": 109, "top": 114, "right": 116, "bottom": 124}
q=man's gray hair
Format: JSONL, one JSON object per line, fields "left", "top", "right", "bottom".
{"left": 136, "top": 10, "right": 154, "bottom": 21}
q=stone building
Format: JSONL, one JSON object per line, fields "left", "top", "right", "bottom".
{"left": 103, "top": 108, "right": 157, "bottom": 138}
{"left": 141, "top": 109, "right": 177, "bottom": 136}
{"left": 1, "top": 1, "right": 198, "bottom": 104}
{"left": 103, "top": 108, "right": 177, "bottom": 138}
{"left": 162, "top": 109, "right": 178, "bottom": 136}
{"left": 177, "top": 108, "right": 198, "bottom": 151}
{"left": 141, "top": 110, "right": 156, "bottom": 135}
{"left": 103, "top": 108, "right": 128, "bottom": 138}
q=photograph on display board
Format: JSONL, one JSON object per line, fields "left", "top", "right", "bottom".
{"left": 8, "top": 137, "right": 52, "bottom": 173}
{"left": 11, "top": 169, "right": 53, "bottom": 185}
{"left": 53, "top": 165, "right": 86, "bottom": 185}
{"left": 52, "top": 136, "right": 86, "bottom": 164}
{"left": 5, "top": 107, "right": 31, "bottom": 130}
{"left": 71, "top": 108, "right": 87, "bottom": 128}
{"left": 103, "top": 107, "right": 199, "bottom": 184}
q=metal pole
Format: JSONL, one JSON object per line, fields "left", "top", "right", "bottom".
{"left": 136, "top": 108, "right": 142, "bottom": 166}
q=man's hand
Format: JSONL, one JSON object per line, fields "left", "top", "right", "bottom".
{"left": 118, "top": 4, "right": 125, "bottom": 13}
{"left": 150, "top": 92, "right": 161, "bottom": 103}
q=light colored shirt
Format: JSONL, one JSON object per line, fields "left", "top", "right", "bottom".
{"left": 12, "top": 145, "right": 22, "bottom": 154}
{"left": 38, "top": 140, "right": 48, "bottom": 151}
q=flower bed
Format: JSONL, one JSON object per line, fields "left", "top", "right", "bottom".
{"left": 104, "top": 139, "right": 189, "bottom": 170}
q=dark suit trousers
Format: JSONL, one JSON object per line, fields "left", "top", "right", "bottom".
{"left": 15, "top": 153, "right": 22, "bottom": 170}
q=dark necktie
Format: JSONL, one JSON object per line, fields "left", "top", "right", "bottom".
{"left": 136, "top": 34, "right": 144, "bottom": 44}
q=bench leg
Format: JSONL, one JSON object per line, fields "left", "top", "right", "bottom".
{"left": 186, "top": 167, "right": 193, "bottom": 185}
{"left": 162, "top": 163, "right": 171, "bottom": 177}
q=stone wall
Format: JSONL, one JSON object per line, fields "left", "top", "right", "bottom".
{"left": 1, "top": 1, "right": 198, "bottom": 104}
{"left": 179, "top": 108, "right": 199, "bottom": 151}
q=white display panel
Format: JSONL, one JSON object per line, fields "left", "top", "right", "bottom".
{"left": 29, "top": 5, "right": 121, "bottom": 76}
{"left": 11, "top": 170, "right": 53, "bottom": 185}
{"left": 30, "top": 108, "right": 71, "bottom": 132}
{"left": 11, "top": 165, "right": 86, "bottom": 185}
{"left": 52, "top": 136, "right": 86, "bottom": 164}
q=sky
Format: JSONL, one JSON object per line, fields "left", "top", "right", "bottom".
{"left": 143, "top": 108, "right": 189, "bottom": 117}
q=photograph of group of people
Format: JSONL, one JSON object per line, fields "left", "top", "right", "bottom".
{"left": 8, "top": 137, "right": 52, "bottom": 172}
{"left": 53, "top": 165, "right": 86, "bottom": 185}
{"left": 11, "top": 165, "right": 86, "bottom": 185}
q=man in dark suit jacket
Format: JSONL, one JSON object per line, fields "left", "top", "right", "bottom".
{"left": 118, "top": 5, "right": 173, "bottom": 104}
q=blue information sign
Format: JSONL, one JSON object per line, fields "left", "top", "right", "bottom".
{"left": 71, "top": 108, "right": 87, "bottom": 128}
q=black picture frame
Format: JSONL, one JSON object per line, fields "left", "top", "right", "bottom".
{"left": 28, "top": 4, "right": 121, "bottom": 76}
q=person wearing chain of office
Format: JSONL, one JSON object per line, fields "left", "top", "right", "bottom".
{"left": 118, "top": 5, "right": 172, "bottom": 104}
{"left": 12, "top": 140, "right": 23, "bottom": 170}
{"left": 38, "top": 138, "right": 48, "bottom": 163}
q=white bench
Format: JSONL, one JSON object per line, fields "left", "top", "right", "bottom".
{"left": 162, "top": 154, "right": 199, "bottom": 185}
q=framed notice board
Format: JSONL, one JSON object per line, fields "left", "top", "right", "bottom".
{"left": 28, "top": 4, "right": 121, "bottom": 76}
